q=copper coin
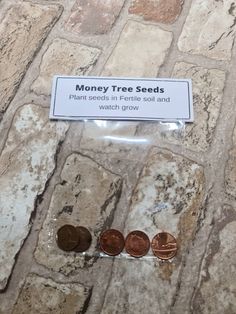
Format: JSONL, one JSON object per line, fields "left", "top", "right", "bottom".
{"left": 100, "top": 229, "right": 125, "bottom": 256}
{"left": 151, "top": 232, "right": 177, "bottom": 260}
{"left": 125, "top": 230, "right": 150, "bottom": 258}
{"left": 56, "top": 225, "right": 79, "bottom": 251}
{"left": 74, "top": 226, "right": 92, "bottom": 252}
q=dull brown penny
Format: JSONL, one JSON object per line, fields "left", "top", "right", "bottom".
{"left": 74, "top": 226, "right": 92, "bottom": 252}
{"left": 100, "top": 229, "right": 125, "bottom": 256}
{"left": 151, "top": 232, "right": 177, "bottom": 260}
{"left": 125, "top": 230, "right": 150, "bottom": 258}
{"left": 56, "top": 224, "right": 79, "bottom": 251}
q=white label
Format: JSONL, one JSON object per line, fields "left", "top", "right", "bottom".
{"left": 50, "top": 76, "right": 193, "bottom": 122}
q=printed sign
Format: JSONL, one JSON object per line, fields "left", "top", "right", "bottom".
{"left": 50, "top": 76, "right": 193, "bottom": 121}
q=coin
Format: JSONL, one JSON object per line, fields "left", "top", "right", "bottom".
{"left": 151, "top": 232, "right": 177, "bottom": 260}
{"left": 74, "top": 226, "right": 92, "bottom": 252}
{"left": 56, "top": 224, "right": 79, "bottom": 251}
{"left": 125, "top": 230, "right": 150, "bottom": 258}
{"left": 100, "top": 229, "right": 125, "bottom": 256}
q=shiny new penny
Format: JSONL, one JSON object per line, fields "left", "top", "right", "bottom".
{"left": 100, "top": 229, "right": 125, "bottom": 256}
{"left": 56, "top": 225, "right": 79, "bottom": 251}
{"left": 125, "top": 230, "right": 150, "bottom": 258}
{"left": 151, "top": 232, "right": 177, "bottom": 260}
{"left": 74, "top": 226, "right": 92, "bottom": 252}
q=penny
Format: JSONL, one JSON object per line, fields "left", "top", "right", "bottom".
{"left": 74, "top": 226, "right": 92, "bottom": 252}
{"left": 56, "top": 224, "right": 79, "bottom": 251}
{"left": 100, "top": 229, "right": 125, "bottom": 256}
{"left": 151, "top": 232, "right": 177, "bottom": 260}
{"left": 125, "top": 230, "right": 150, "bottom": 258}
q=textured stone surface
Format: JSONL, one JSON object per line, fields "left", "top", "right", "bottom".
{"left": 0, "top": 0, "right": 235, "bottom": 312}
{"left": 129, "top": 0, "right": 183, "bottom": 24}
{"left": 225, "top": 125, "right": 236, "bottom": 197}
{"left": 192, "top": 205, "right": 236, "bottom": 314}
{"left": 65, "top": 0, "right": 125, "bottom": 34}
{"left": 101, "top": 148, "right": 205, "bottom": 314}
{"left": 31, "top": 38, "right": 100, "bottom": 96}
{"left": 102, "top": 20, "right": 172, "bottom": 77}
{"left": 34, "top": 153, "right": 122, "bottom": 273}
{"left": 172, "top": 62, "right": 225, "bottom": 151}
{"left": 0, "top": 2, "right": 62, "bottom": 117}
{"left": 135, "top": 63, "right": 225, "bottom": 152}
{"left": 12, "top": 273, "right": 91, "bottom": 314}
{"left": 0, "top": 104, "right": 68, "bottom": 290}
{"left": 178, "top": 0, "right": 236, "bottom": 60}
{"left": 80, "top": 120, "right": 144, "bottom": 160}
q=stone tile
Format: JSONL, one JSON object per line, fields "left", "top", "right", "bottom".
{"left": 129, "top": 0, "right": 184, "bottom": 24}
{"left": 225, "top": 124, "right": 236, "bottom": 197}
{"left": 135, "top": 63, "right": 225, "bottom": 152}
{"left": 192, "top": 205, "right": 236, "bottom": 314}
{"left": 124, "top": 148, "right": 205, "bottom": 240}
{"left": 101, "top": 148, "right": 205, "bottom": 314}
{"left": 34, "top": 153, "right": 122, "bottom": 274}
{"left": 31, "top": 38, "right": 100, "bottom": 96}
{"left": 0, "top": 104, "right": 68, "bottom": 290}
{"left": 178, "top": 0, "right": 236, "bottom": 60}
{"left": 79, "top": 120, "right": 147, "bottom": 161}
{"left": 0, "top": 2, "right": 62, "bottom": 118}
{"left": 12, "top": 273, "right": 91, "bottom": 314}
{"left": 172, "top": 62, "right": 225, "bottom": 151}
{"left": 65, "top": 0, "right": 125, "bottom": 35}
{"left": 102, "top": 20, "right": 172, "bottom": 77}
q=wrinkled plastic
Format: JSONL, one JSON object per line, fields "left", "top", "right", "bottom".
{"left": 54, "top": 119, "right": 185, "bottom": 261}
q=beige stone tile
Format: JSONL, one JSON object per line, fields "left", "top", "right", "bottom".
{"left": 129, "top": 0, "right": 184, "bottom": 24}
{"left": 171, "top": 62, "right": 225, "bottom": 151}
{"left": 192, "top": 205, "right": 236, "bottom": 314}
{"left": 12, "top": 273, "right": 91, "bottom": 314}
{"left": 79, "top": 120, "right": 146, "bottom": 161}
{"left": 65, "top": 0, "right": 125, "bottom": 35}
{"left": 0, "top": 2, "right": 62, "bottom": 118}
{"left": 31, "top": 38, "right": 100, "bottom": 96}
{"left": 135, "top": 63, "right": 225, "bottom": 152}
{"left": 34, "top": 153, "right": 122, "bottom": 273}
{"left": 0, "top": 104, "right": 68, "bottom": 290}
{"left": 178, "top": 0, "right": 236, "bottom": 60}
{"left": 124, "top": 148, "right": 205, "bottom": 235}
{"left": 225, "top": 124, "right": 236, "bottom": 197}
{"left": 102, "top": 20, "right": 172, "bottom": 77}
{"left": 101, "top": 148, "right": 205, "bottom": 314}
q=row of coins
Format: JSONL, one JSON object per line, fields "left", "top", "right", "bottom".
{"left": 56, "top": 225, "right": 178, "bottom": 260}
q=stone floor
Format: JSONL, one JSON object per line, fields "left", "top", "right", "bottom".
{"left": 1, "top": 0, "right": 236, "bottom": 313}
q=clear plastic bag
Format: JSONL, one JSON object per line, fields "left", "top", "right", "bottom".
{"left": 35, "top": 119, "right": 197, "bottom": 273}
